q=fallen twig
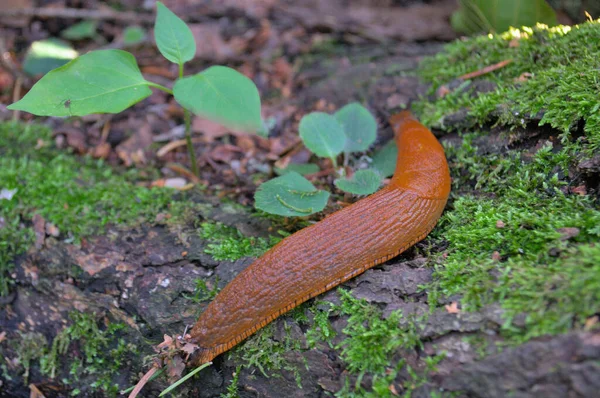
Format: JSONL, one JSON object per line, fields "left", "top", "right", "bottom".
{"left": 0, "top": 7, "right": 153, "bottom": 23}
{"left": 458, "top": 59, "right": 513, "bottom": 80}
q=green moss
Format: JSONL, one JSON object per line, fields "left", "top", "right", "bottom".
{"left": 220, "top": 365, "right": 242, "bottom": 398}
{"left": 199, "top": 221, "right": 281, "bottom": 261}
{"left": 0, "top": 122, "right": 178, "bottom": 296}
{"left": 232, "top": 322, "right": 304, "bottom": 387}
{"left": 38, "top": 312, "right": 136, "bottom": 396}
{"left": 413, "top": 20, "right": 600, "bottom": 152}
{"left": 14, "top": 332, "right": 47, "bottom": 383}
{"left": 428, "top": 135, "right": 600, "bottom": 344}
{"left": 333, "top": 290, "right": 445, "bottom": 397}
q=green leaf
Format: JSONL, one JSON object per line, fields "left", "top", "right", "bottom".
{"left": 174, "top": 66, "right": 263, "bottom": 133}
{"left": 451, "top": 0, "right": 558, "bottom": 35}
{"left": 154, "top": 1, "right": 196, "bottom": 65}
{"left": 274, "top": 163, "right": 320, "bottom": 176}
{"left": 335, "top": 169, "right": 382, "bottom": 195}
{"left": 9, "top": 50, "right": 152, "bottom": 117}
{"left": 335, "top": 103, "right": 377, "bottom": 153}
{"left": 123, "top": 26, "right": 147, "bottom": 46}
{"left": 22, "top": 39, "right": 78, "bottom": 76}
{"left": 299, "top": 112, "right": 346, "bottom": 159}
{"left": 371, "top": 140, "right": 398, "bottom": 178}
{"left": 254, "top": 172, "right": 330, "bottom": 217}
{"left": 60, "top": 20, "right": 98, "bottom": 40}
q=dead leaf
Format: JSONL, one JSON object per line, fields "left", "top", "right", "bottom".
{"left": 192, "top": 117, "right": 230, "bottom": 140}
{"left": 157, "top": 334, "right": 175, "bottom": 350}
{"left": 181, "top": 342, "right": 199, "bottom": 356}
{"left": 32, "top": 214, "right": 45, "bottom": 249}
{"left": 0, "top": 0, "right": 33, "bottom": 28}
{"left": 91, "top": 142, "right": 111, "bottom": 159}
{"left": 209, "top": 144, "right": 244, "bottom": 163}
{"left": 29, "top": 383, "right": 46, "bottom": 398}
{"left": 570, "top": 185, "right": 587, "bottom": 195}
{"left": 514, "top": 72, "right": 533, "bottom": 82}
{"left": 386, "top": 93, "right": 409, "bottom": 109}
{"left": 54, "top": 127, "right": 87, "bottom": 154}
{"left": 445, "top": 302, "right": 460, "bottom": 314}
{"left": 584, "top": 316, "right": 599, "bottom": 331}
{"left": 116, "top": 124, "right": 154, "bottom": 167}
{"left": 165, "top": 356, "right": 185, "bottom": 381}
{"left": 45, "top": 222, "right": 59, "bottom": 237}
{"left": 495, "top": 220, "right": 505, "bottom": 228}
{"left": 556, "top": 227, "right": 580, "bottom": 241}
{"left": 491, "top": 251, "right": 501, "bottom": 261}
{"left": 0, "top": 331, "right": 6, "bottom": 343}
{"left": 189, "top": 24, "right": 236, "bottom": 61}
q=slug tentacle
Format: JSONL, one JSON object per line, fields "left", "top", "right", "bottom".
{"left": 189, "top": 112, "right": 451, "bottom": 366}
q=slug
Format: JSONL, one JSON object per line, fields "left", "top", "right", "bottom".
{"left": 189, "top": 111, "right": 451, "bottom": 365}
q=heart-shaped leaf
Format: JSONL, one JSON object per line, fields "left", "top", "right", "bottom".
{"left": 254, "top": 172, "right": 329, "bottom": 217}
{"left": 335, "top": 102, "right": 377, "bottom": 153}
{"left": 335, "top": 169, "right": 382, "bottom": 195}
{"left": 173, "top": 66, "right": 263, "bottom": 133}
{"left": 8, "top": 49, "right": 152, "bottom": 116}
{"left": 155, "top": 1, "right": 196, "bottom": 65}
{"left": 371, "top": 140, "right": 398, "bottom": 178}
{"left": 299, "top": 112, "right": 346, "bottom": 159}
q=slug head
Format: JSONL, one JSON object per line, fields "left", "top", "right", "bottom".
{"left": 389, "top": 112, "right": 451, "bottom": 200}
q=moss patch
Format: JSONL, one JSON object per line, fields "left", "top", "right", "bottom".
{"left": 199, "top": 221, "right": 282, "bottom": 261}
{"left": 0, "top": 122, "right": 177, "bottom": 295}
{"left": 413, "top": 19, "right": 600, "bottom": 153}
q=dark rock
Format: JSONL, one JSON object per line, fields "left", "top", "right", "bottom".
{"left": 440, "top": 331, "right": 600, "bottom": 398}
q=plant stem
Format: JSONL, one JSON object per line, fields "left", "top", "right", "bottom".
{"left": 184, "top": 108, "right": 199, "bottom": 177}
{"left": 146, "top": 81, "right": 173, "bottom": 95}
{"left": 330, "top": 156, "right": 338, "bottom": 169}
{"left": 159, "top": 362, "right": 213, "bottom": 397}
{"left": 177, "top": 64, "right": 200, "bottom": 179}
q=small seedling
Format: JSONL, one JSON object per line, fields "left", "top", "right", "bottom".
{"left": 255, "top": 102, "right": 397, "bottom": 216}
{"left": 8, "top": 2, "right": 264, "bottom": 178}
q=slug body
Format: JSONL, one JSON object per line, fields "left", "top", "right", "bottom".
{"left": 190, "top": 112, "right": 451, "bottom": 365}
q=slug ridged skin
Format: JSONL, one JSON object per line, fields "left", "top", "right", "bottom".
{"left": 190, "top": 111, "right": 451, "bottom": 365}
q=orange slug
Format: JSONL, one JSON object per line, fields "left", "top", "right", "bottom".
{"left": 189, "top": 111, "right": 451, "bottom": 365}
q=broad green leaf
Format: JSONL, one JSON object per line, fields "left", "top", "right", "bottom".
{"left": 451, "top": 0, "right": 558, "bottom": 35}
{"left": 22, "top": 39, "right": 78, "bottom": 76}
{"left": 335, "top": 103, "right": 377, "bottom": 153}
{"left": 274, "top": 163, "right": 320, "bottom": 176}
{"left": 299, "top": 112, "right": 346, "bottom": 159}
{"left": 371, "top": 140, "right": 398, "bottom": 178}
{"left": 9, "top": 50, "right": 152, "bottom": 117}
{"left": 60, "top": 20, "right": 98, "bottom": 40}
{"left": 154, "top": 1, "right": 196, "bottom": 65}
{"left": 174, "top": 66, "right": 263, "bottom": 133}
{"left": 335, "top": 169, "right": 382, "bottom": 195}
{"left": 254, "top": 172, "right": 329, "bottom": 217}
{"left": 123, "top": 26, "right": 147, "bottom": 46}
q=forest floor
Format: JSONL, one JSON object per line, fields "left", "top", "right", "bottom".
{"left": 0, "top": 1, "right": 599, "bottom": 397}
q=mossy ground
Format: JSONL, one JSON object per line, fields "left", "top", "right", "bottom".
{"left": 0, "top": 122, "right": 182, "bottom": 395}
{"left": 0, "top": 122, "right": 177, "bottom": 296}
{"left": 414, "top": 20, "right": 600, "bottom": 153}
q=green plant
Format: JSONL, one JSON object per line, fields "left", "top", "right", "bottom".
{"left": 8, "top": 2, "right": 263, "bottom": 178}
{"left": 254, "top": 103, "right": 392, "bottom": 216}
